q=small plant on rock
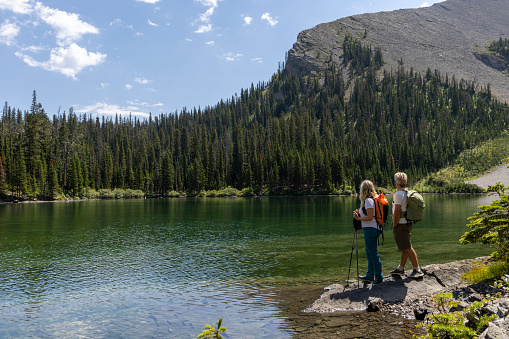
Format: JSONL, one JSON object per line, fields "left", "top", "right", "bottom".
{"left": 415, "top": 292, "right": 499, "bottom": 339}
{"left": 415, "top": 292, "right": 476, "bottom": 339}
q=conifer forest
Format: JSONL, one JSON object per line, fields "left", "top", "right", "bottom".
{"left": 1, "top": 36, "right": 508, "bottom": 200}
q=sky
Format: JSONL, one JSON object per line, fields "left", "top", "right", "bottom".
{"left": 0, "top": 0, "right": 444, "bottom": 119}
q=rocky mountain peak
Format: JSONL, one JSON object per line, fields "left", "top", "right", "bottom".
{"left": 286, "top": 0, "right": 509, "bottom": 103}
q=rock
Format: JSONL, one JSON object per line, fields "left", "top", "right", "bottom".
{"left": 482, "top": 304, "right": 498, "bottom": 316}
{"left": 466, "top": 309, "right": 481, "bottom": 325}
{"left": 413, "top": 306, "right": 429, "bottom": 320}
{"left": 307, "top": 258, "right": 493, "bottom": 318}
{"left": 367, "top": 297, "right": 383, "bottom": 312}
{"left": 468, "top": 293, "right": 484, "bottom": 303}
{"left": 478, "top": 318, "right": 509, "bottom": 339}
{"left": 450, "top": 301, "right": 469, "bottom": 312}
{"left": 497, "top": 300, "right": 509, "bottom": 318}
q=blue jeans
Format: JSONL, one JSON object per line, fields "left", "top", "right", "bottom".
{"left": 363, "top": 227, "right": 383, "bottom": 281}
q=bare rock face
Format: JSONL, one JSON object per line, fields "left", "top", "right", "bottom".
{"left": 286, "top": 0, "right": 509, "bottom": 103}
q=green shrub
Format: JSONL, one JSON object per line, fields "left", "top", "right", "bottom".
{"left": 460, "top": 183, "right": 509, "bottom": 261}
{"left": 167, "top": 190, "right": 183, "bottom": 197}
{"left": 416, "top": 292, "right": 497, "bottom": 339}
{"left": 197, "top": 318, "right": 226, "bottom": 339}
{"left": 221, "top": 187, "right": 239, "bottom": 196}
{"left": 82, "top": 188, "right": 100, "bottom": 199}
{"left": 241, "top": 187, "right": 256, "bottom": 196}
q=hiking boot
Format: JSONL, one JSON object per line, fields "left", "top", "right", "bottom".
{"left": 409, "top": 269, "right": 424, "bottom": 279}
{"left": 390, "top": 267, "right": 405, "bottom": 276}
{"left": 359, "top": 275, "right": 374, "bottom": 282}
{"left": 372, "top": 279, "right": 383, "bottom": 285}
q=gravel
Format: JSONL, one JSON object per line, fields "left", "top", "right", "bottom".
{"left": 466, "top": 164, "right": 509, "bottom": 189}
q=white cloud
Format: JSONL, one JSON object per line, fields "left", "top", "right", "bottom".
{"left": 420, "top": 0, "right": 445, "bottom": 7}
{"left": 100, "top": 82, "right": 109, "bottom": 88}
{"left": 135, "top": 77, "right": 152, "bottom": 85}
{"left": 148, "top": 19, "right": 158, "bottom": 27}
{"left": 110, "top": 18, "right": 134, "bottom": 30}
{"left": 205, "top": 40, "right": 214, "bottom": 45}
{"left": 195, "top": 23, "right": 212, "bottom": 33}
{"left": 136, "top": 0, "right": 160, "bottom": 3}
{"left": 74, "top": 102, "right": 152, "bottom": 118}
{"left": 261, "top": 13, "right": 278, "bottom": 26}
{"left": 1, "top": 2, "right": 105, "bottom": 77}
{"left": 185, "top": 38, "right": 193, "bottom": 42}
{"left": 194, "top": 0, "right": 222, "bottom": 33}
{"left": 15, "top": 43, "right": 106, "bottom": 79}
{"left": 21, "top": 45, "right": 45, "bottom": 53}
{"left": 34, "top": 3, "right": 99, "bottom": 46}
{"left": 243, "top": 16, "right": 253, "bottom": 25}
{"left": 125, "top": 84, "right": 133, "bottom": 90}
{"left": 0, "top": 19, "right": 20, "bottom": 46}
{"left": 251, "top": 57, "right": 263, "bottom": 63}
{"left": 0, "top": 0, "right": 32, "bottom": 14}
{"left": 224, "top": 52, "right": 243, "bottom": 62}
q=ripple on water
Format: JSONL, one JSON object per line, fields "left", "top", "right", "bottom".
{"left": 0, "top": 282, "right": 291, "bottom": 339}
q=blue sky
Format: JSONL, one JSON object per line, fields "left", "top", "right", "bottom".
{"left": 0, "top": 0, "right": 444, "bottom": 119}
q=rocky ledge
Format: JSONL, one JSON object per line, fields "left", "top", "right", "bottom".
{"left": 305, "top": 257, "right": 509, "bottom": 338}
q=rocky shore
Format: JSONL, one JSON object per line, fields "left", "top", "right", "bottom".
{"left": 302, "top": 257, "right": 509, "bottom": 338}
{"left": 466, "top": 163, "right": 509, "bottom": 190}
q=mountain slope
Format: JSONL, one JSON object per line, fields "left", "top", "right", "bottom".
{"left": 287, "top": 0, "right": 509, "bottom": 103}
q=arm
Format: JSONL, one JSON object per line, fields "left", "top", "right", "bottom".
{"left": 354, "top": 207, "right": 374, "bottom": 221}
{"left": 393, "top": 204, "right": 401, "bottom": 228}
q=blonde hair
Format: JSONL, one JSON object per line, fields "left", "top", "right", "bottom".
{"left": 394, "top": 172, "right": 407, "bottom": 186}
{"left": 359, "top": 180, "right": 377, "bottom": 202}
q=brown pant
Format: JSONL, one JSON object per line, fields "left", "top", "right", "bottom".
{"left": 393, "top": 223, "right": 413, "bottom": 251}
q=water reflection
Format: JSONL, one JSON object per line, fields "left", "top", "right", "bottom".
{"left": 0, "top": 195, "right": 494, "bottom": 337}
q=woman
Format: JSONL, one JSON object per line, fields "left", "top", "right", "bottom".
{"left": 353, "top": 180, "right": 383, "bottom": 284}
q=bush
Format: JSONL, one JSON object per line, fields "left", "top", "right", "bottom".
{"left": 82, "top": 188, "right": 100, "bottom": 199}
{"left": 416, "top": 292, "right": 497, "bottom": 339}
{"left": 167, "top": 190, "right": 183, "bottom": 197}
{"left": 241, "top": 187, "right": 256, "bottom": 196}
{"left": 221, "top": 187, "right": 240, "bottom": 196}
{"left": 460, "top": 183, "right": 509, "bottom": 261}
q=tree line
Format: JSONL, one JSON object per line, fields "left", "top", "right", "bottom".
{"left": 1, "top": 36, "right": 508, "bottom": 200}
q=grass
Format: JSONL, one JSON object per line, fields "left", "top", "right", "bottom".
{"left": 415, "top": 131, "right": 509, "bottom": 193}
{"left": 461, "top": 261, "right": 508, "bottom": 284}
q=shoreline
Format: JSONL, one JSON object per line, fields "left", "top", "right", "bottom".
{"left": 0, "top": 190, "right": 494, "bottom": 205}
{"left": 305, "top": 257, "right": 493, "bottom": 317}
{"left": 281, "top": 257, "right": 508, "bottom": 338}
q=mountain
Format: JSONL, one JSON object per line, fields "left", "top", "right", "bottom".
{"left": 287, "top": 0, "right": 509, "bottom": 103}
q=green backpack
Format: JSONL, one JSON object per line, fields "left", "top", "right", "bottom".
{"left": 403, "top": 188, "right": 425, "bottom": 222}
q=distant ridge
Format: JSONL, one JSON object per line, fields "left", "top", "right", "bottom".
{"left": 287, "top": 0, "right": 509, "bottom": 103}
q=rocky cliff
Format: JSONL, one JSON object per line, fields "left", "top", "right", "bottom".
{"left": 287, "top": 0, "right": 509, "bottom": 103}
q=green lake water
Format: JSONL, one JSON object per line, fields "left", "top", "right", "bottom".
{"left": 0, "top": 195, "right": 494, "bottom": 338}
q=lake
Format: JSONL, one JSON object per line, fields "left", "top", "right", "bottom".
{"left": 0, "top": 195, "right": 494, "bottom": 338}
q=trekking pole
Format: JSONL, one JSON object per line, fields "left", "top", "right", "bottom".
{"left": 345, "top": 230, "right": 357, "bottom": 287}
{"left": 355, "top": 229, "right": 359, "bottom": 288}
